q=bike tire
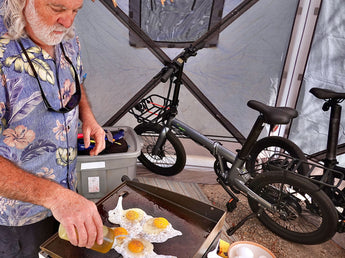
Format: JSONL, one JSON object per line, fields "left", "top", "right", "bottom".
{"left": 246, "top": 136, "right": 309, "bottom": 176}
{"left": 248, "top": 171, "right": 338, "bottom": 244}
{"left": 135, "top": 123, "right": 186, "bottom": 176}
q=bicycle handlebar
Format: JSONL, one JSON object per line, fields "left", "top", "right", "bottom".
{"left": 160, "top": 45, "right": 198, "bottom": 83}
{"left": 160, "top": 67, "right": 175, "bottom": 83}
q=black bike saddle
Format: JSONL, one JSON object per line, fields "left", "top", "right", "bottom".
{"left": 247, "top": 100, "right": 298, "bottom": 125}
{"left": 310, "top": 87, "right": 345, "bottom": 101}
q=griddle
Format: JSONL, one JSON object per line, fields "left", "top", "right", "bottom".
{"left": 40, "top": 179, "right": 226, "bottom": 258}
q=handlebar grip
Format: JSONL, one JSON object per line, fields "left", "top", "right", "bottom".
{"left": 161, "top": 67, "right": 174, "bottom": 83}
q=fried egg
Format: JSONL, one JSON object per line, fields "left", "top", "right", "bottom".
{"left": 109, "top": 195, "right": 182, "bottom": 256}
{"left": 121, "top": 208, "right": 146, "bottom": 228}
{"left": 114, "top": 238, "right": 176, "bottom": 258}
{"left": 108, "top": 196, "right": 150, "bottom": 236}
{"left": 141, "top": 217, "right": 182, "bottom": 243}
{"left": 113, "top": 226, "right": 129, "bottom": 246}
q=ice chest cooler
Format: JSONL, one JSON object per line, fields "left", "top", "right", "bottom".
{"left": 76, "top": 126, "right": 141, "bottom": 199}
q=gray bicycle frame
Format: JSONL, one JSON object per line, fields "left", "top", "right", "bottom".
{"left": 153, "top": 117, "right": 275, "bottom": 211}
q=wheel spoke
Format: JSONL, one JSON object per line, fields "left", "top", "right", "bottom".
{"left": 248, "top": 171, "right": 337, "bottom": 244}
{"left": 141, "top": 133, "right": 177, "bottom": 168}
{"left": 135, "top": 123, "right": 186, "bottom": 176}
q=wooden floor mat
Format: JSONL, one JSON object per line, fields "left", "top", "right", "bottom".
{"left": 136, "top": 176, "right": 211, "bottom": 204}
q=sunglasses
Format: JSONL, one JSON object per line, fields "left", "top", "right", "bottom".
{"left": 18, "top": 40, "right": 81, "bottom": 113}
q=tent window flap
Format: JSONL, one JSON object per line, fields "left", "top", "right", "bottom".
{"left": 129, "top": 0, "right": 225, "bottom": 48}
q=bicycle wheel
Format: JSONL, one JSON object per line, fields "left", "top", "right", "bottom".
{"left": 135, "top": 123, "right": 186, "bottom": 176}
{"left": 248, "top": 171, "right": 338, "bottom": 244}
{"left": 246, "top": 136, "right": 309, "bottom": 176}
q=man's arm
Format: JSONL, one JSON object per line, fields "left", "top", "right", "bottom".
{"left": 78, "top": 83, "right": 105, "bottom": 156}
{"left": 0, "top": 156, "right": 104, "bottom": 248}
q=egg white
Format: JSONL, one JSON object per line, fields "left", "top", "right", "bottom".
{"left": 120, "top": 208, "right": 147, "bottom": 231}
{"left": 114, "top": 237, "right": 177, "bottom": 258}
{"left": 109, "top": 196, "right": 182, "bottom": 256}
{"left": 141, "top": 217, "right": 182, "bottom": 243}
{"left": 108, "top": 196, "right": 150, "bottom": 237}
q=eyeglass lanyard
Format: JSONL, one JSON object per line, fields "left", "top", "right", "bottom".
{"left": 17, "top": 39, "right": 78, "bottom": 190}
{"left": 17, "top": 39, "right": 80, "bottom": 110}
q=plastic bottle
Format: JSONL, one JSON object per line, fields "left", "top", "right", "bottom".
{"left": 58, "top": 224, "right": 115, "bottom": 253}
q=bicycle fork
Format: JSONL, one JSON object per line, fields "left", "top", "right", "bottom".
{"left": 152, "top": 126, "right": 170, "bottom": 156}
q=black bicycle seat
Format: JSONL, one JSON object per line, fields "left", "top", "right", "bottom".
{"left": 310, "top": 87, "right": 345, "bottom": 100}
{"left": 247, "top": 100, "right": 298, "bottom": 125}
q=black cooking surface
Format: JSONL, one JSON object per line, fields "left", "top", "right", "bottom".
{"left": 41, "top": 180, "right": 225, "bottom": 258}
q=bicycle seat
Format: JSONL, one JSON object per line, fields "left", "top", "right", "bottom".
{"left": 247, "top": 100, "right": 298, "bottom": 125}
{"left": 310, "top": 87, "right": 345, "bottom": 100}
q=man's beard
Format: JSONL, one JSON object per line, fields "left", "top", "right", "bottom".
{"left": 25, "top": 0, "right": 73, "bottom": 46}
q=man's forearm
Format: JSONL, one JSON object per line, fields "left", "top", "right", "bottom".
{"left": 0, "top": 156, "right": 105, "bottom": 247}
{"left": 0, "top": 156, "right": 63, "bottom": 210}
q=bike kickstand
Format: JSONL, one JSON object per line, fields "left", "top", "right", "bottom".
{"left": 226, "top": 208, "right": 263, "bottom": 236}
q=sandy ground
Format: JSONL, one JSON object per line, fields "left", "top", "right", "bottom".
{"left": 199, "top": 183, "right": 345, "bottom": 258}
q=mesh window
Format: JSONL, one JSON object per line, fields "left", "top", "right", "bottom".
{"left": 129, "top": 0, "right": 225, "bottom": 48}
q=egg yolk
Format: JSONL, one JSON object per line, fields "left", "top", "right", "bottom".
{"left": 153, "top": 217, "right": 169, "bottom": 229}
{"left": 113, "top": 227, "right": 128, "bottom": 240}
{"left": 126, "top": 210, "right": 139, "bottom": 221}
{"left": 128, "top": 239, "right": 144, "bottom": 253}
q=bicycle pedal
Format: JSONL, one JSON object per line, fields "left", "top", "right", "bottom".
{"left": 226, "top": 198, "right": 238, "bottom": 212}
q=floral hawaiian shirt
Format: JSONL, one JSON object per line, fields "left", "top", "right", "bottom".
{"left": 0, "top": 34, "right": 82, "bottom": 226}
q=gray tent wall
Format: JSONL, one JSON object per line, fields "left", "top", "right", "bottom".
{"left": 274, "top": 0, "right": 322, "bottom": 136}
{"left": 289, "top": 0, "right": 345, "bottom": 165}
{"left": 75, "top": 0, "right": 299, "bottom": 141}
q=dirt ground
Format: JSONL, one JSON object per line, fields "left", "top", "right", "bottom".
{"left": 199, "top": 183, "right": 345, "bottom": 258}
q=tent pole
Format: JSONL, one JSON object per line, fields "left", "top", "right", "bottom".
{"left": 103, "top": 75, "right": 162, "bottom": 127}
{"left": 99, "top": 0, "right": 171, "bottom": 64}
{"left": 181, "top": 73, "right": 246, "bottom": 144}
{"left": 101, "top": 0, "right": 260, "bottom": 144}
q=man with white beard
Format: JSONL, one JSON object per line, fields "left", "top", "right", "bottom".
{"left": 0, "top": 0, "right": 106, "bottom": 256}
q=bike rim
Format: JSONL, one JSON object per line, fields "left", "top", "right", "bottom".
{"left": 259, "top": 182, "right": 323, "bottom": 234}
{"left": 141, "top": 132, "right": 178, "bottom": 168}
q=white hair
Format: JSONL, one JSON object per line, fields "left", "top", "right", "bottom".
{"left": 0, "top": 0, "right": 75, "bottom": 40}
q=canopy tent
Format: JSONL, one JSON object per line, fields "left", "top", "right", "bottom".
{"left": 72, "top": 0, "right": 344, "bottom": 161}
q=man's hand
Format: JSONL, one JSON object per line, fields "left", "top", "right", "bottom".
{"left": 49, "top": 188, "right": 104, "bottom": 248}
{"left": 82, "top": 122, "right": 105, "bottom": 156}
{"left": 78, "top": 83, "right": 105, "bottom": 156}
{"left": 0, "top": 156, "right": 103, "bottom": 248}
